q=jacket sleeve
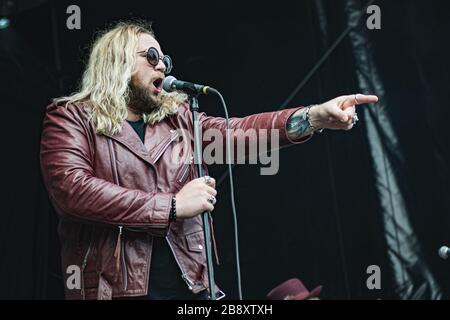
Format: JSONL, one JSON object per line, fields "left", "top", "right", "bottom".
{"left": 40, "top": 103, "right": 171, "bottom": 233}
{"left": 195, "top": 106, "right": 313, "bottom": 161}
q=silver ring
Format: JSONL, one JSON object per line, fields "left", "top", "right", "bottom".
{"left": 352, "top": 113, "right": 359, "bottom": 124}
{"left": 204, "top": 176, "right": 212, "bottom": 186}
{"left": 354, "top": 94, "right": 359, "bottom": 105}
{"left": 207, "top": 195, "right": 216, "bottom": 205}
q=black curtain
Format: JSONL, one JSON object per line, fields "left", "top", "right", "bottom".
{"left": 345, "top": 0, "right": 442, "bottom": 299}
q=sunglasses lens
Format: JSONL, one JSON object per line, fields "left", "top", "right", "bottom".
{"left": 145, "top": 47, "right": 172, "bottom": 74}
{"left": 147, "top": 48, "right": 159, "bottom": 66}
{"left": 163, "top": 55, "right": 172, "bottom": 74}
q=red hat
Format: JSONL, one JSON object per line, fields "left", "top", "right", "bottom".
{"left": 266, "top": 278, "right": 322, "bottom": 300}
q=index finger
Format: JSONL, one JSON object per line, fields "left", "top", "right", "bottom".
{"left": 355, "top": 94, "right": 378, "bottom": 105}
{"left": 202, "top": 176, "right": 216, "bottom": 188}
{"left": 341, "top": 94, "right": 378, "bottom": 109}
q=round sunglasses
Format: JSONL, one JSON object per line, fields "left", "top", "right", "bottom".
{"left": 137, "top": 47, "right": 173, "bottom": 75}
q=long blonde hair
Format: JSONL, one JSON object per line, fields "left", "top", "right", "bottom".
{"left": 56, "top": 21, "right": 186, "bottom": 135}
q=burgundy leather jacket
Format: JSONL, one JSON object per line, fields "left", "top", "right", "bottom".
{"left": 40, "top": 100, "right": 307, "bottom": 299}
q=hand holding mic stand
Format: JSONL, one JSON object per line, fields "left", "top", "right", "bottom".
{"left": 163, "top": 76, "right": 243, "bottom": 300}
{"left": 191, "top": 95, "right": 218, "bottom": 300}
{"left": 163, "top": 76, "right": 219, "bottom": 300}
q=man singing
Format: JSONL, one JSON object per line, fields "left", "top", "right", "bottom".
{"left": 40, "top": 21, "right": 378, "bottom": 300}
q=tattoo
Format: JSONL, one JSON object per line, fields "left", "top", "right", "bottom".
{"left": 286, "top": 109, "right": 313, "bottom": 140}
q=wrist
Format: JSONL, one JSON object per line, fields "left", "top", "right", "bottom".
{"left": 307, "top": 105, "right": 323, "bottom": 131}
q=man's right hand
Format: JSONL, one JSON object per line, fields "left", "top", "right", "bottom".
{"left": 175, "top": 176, "right": 217, "bottom": 219}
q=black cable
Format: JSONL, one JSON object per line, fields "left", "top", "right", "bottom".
{"left": 210, "top": 88, "right": 243, "bottom": 300}
{"left": 213, "top": 0, "right": 376, "bottom": 299}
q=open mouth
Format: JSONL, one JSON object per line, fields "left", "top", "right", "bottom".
{"left": 153, "top": 78, "right": 163, "bottom": 90}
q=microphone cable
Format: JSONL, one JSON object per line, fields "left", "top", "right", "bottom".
{"left": 209, "top": 88, "right": 243, "bottom": 300}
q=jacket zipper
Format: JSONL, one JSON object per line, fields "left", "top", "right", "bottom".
{"left": 108, "top": 139, "right": 129, "bottom": 291}
{"left": 80, "top": 238, "right": 93, "bottom": 300}
{"left": 165, "top": 237, "right": 195, "bottom": 290}
{"left": 151, "top": 130, "right": 180, "bottom": 163}
{"left": 146, "top": 234, "right": 152, "bottom": 294}
{"left": 178, "top": 156, "right": 194, "bottom": 183}
{"left": 118, "top": 226, "right": 128, "bottom": 290}
{"left": 166, "top": 152, "right": 196, "bottom": 289}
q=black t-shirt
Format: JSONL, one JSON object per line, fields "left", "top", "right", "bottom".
{"left": 126, "top": 119, "right": 204, "bottom": 300}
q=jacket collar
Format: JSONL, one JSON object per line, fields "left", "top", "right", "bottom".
{"left": 104, "top": 119, "right": 180, "bottom": 166}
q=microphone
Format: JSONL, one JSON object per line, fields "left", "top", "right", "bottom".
{"left": 438, "top": 246, "right": 450, "bottom": 260}
{"left": 162, "top": 76, "right": 216, "bottom": 95}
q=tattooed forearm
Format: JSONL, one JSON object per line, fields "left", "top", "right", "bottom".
{"left": 286, "top": 108, "right": 315, "bottom": 140}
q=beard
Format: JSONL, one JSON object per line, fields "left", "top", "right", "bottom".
{"left": 127, "top": 79, "right": 163, "bottom": 115}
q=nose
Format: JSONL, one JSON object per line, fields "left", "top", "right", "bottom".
{"left": 154, "top": 58, "right": 166, "bottom": 74}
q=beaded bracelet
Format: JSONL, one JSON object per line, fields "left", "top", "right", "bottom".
{"left": 169, "top": 196, "right": 177, "bottom": 222}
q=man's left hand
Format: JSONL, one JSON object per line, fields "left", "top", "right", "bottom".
{"left": 309, "top": 94, "right": 379, "bottom": 130}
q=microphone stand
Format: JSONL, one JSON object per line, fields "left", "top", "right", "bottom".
{"left": 190, "top": 94, "right": 217, "bottom": 300}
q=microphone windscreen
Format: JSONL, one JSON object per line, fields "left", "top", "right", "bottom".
{"left": 162, "top": 76, "right": 176, "bottom": 92}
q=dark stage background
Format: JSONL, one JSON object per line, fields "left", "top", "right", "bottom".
{"left": 1, "top": 0, "right": 449, "bottom": 299}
